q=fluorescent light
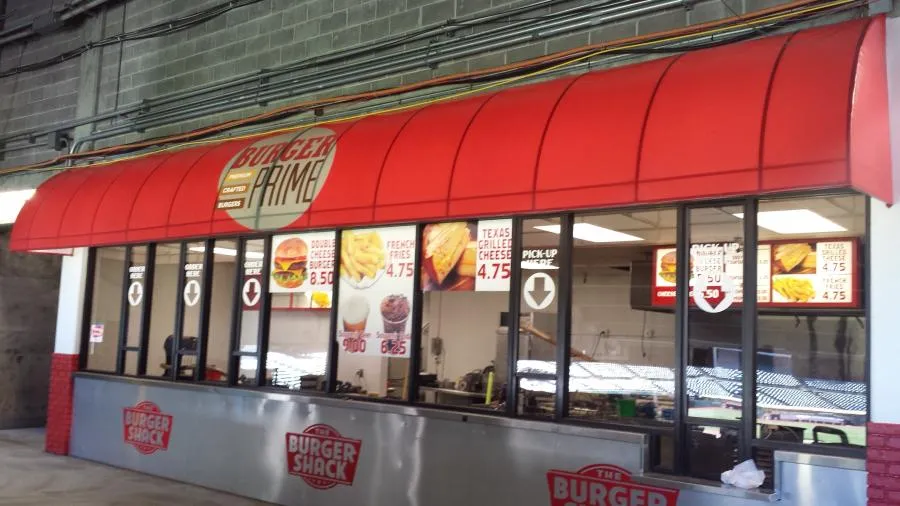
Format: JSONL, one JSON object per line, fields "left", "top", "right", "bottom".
{"left": 521, "top": 261, "right": 559, "bottom": 270}
{"left": 534, "top": 223, "right": 643, "bottom": 243}
{"left": 189, "top": 246, "right": 264, "bottom": 258}
{"left": 734, "top": 210, "right": 847, "bottom": 234}
{"left": 0, "top": 189, "right": 35, "bottom": 224}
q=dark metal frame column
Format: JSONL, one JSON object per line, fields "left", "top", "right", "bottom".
{"left": 227, "top": 239, "right": 246, "bottom": 386}
{"left": 554, "top": 214, "right": 574, "bottom": 420}
{"left": 194, "top": 238, "right": 215, "bottom": 381}
{"left": 136, "top": 244, "right": 156, "bottom": 375}
{"left": 255, "top": 235, "right": 273, "bottom": 387}
{"left": 407, "top": 224, "right": 425, "bottom": 403}
{"left": 326, "top": 231, "right": 342, "bottom": 393}
{"left": 672, "top": 205, "right": 690, "bottom": 475}
{"left": 506, "top": 217, "right": 523, "bottom": 417}
{"left": 740, "top": 199, "right": 759, "bottom": 461}
{"left": 77, "top": 248, "right": 98, "bottom": 371}
{"left": 169, "top": 242, "right": 188, "bottom": 381}
{"left": 114, "top": 246, "right": 132, "bottom": 375}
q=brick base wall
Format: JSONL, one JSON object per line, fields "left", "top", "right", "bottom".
{"left": 868, "top": 422, "right": 900, "bottom": 505}
{"left": 45, "top": 353, "right": 79, "bottom": 455}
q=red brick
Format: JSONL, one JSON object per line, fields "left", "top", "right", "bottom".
{"left": 870, "top": 462, "right": 889, "bottom": 474}
{"left": 872, "top": 436, "right": 888, "bottom": 448}
{"left": 870, "top": 487, "right": 886, "bottom": 500}
{"left": 890, "top": 465, "right": 900, "bottom": 476}
{"left": 871, "top": 423, "right": 900, "bottom": 436}
{"left": 45, "top": 353, "right": 78, "bottom": 456}
{"left": 870, "top": 475, "right": 900, "bottom": 491}
{"left": 871, "top": 450, "right": 900, "bottom": 462}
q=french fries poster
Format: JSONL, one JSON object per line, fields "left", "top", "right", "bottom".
{"left": 336, "top": 225, "right": 416, "bottom": 357}
{"left": 421, "top": 219, "right": 512, "bottom": 292}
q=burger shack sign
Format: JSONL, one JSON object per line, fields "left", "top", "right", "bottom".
{"left": 547, "top": 464, "right": 679, "bottom": 506}
{"left": 286, "top": 424, "right": 362, "bottom": 490}
{"left": 123, "top": 401, "right": 173, "bottom": 455}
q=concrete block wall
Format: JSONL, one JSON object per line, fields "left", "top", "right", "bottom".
{"left": 0, "top": 0, "right": 826, "bottom": 169}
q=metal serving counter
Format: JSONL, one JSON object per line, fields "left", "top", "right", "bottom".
{"left": 69, "top": 374, "right": 865, "bottom": 506}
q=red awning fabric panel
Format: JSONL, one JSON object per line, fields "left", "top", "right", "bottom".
{"left": 11, "top": 16, "right": 892, "bottom": 251}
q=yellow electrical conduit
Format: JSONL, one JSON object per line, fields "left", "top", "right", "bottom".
{"left": 0, "top": 0, "right": 863, "bottom": 175}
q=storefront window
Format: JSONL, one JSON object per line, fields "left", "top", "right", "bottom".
{"left": 144, "top": 243, "right": 181, "bottom": 378}
{"left": 516, "top": 217, "right": 562, "bottom": 418}
{"left": 173, "top": 242, "right": 206, "bottom": 380}
{"left": 754, "top": 195, "right": 866, "bottom": 448}
{"left": 123, "top": 246, "right": 148, "bottom": 375}
{"left": 86, "top": 247, "right": 126, "bottom": 372}
{"left": 267, "top": 232, "right": 335, "bottom": 391}
{"left": 418, "top": 219, "right": 512, "bottom": 409}
{"left": 236, "top": 239, "right": 265, "bottom": 385}
{"left": 567, "top": 209, "right": 677, "bottom": 425}
{"left": 205, "top": 240, "right": 237, "bottom": 382}
{"left": 335, "top": 226, "right": 416, "bottom": 400}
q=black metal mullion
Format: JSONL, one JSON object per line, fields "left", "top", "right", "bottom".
{"left": 673, "top": 205, "right": 690, "bottom": 475}
{"left": 195, "top": 239, "right": 215, "bottom": 381}
{"left": 78, "top": 248, "right": 98, "bottom": 371}
{"left": 407, "top": 225, "right": 424, "bottom": 403}
{"left": 114, "top": 246, "right": 132, "bottom": 375}
{"left": 507, "top": 217, "right": 523, "bottom": 417}
{"left": 255, "top": 235, "right": 273, "bottom": 387}
{"left": 554, "top": 214, "right": 574, "bottom": 421}
{"left": 326, "top": 231, "right": 341, "bottom": 394}
{"left": 227, "top": 239, "right": 246, "bottom": 386}
{"left": 741, "top": 199, "right": 758, "bottom": 460}
{"left": 170, "top": 242, "right": 188, "bottom": 381}
{"left": 136, "top": 244, "right": 156, "bottom": 376}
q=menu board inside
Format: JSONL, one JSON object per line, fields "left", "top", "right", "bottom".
{"left": 652, "top": 239, "right": 858, "bottom": 308}
{"left": 336, "top": 226, "right": 415, "bottom": 358}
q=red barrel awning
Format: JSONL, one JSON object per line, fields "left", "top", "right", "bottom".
{"left": 11, "top": 16, "right": 891, "bottom": 251}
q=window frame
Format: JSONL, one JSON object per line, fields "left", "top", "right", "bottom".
{"left": 77, "top": 190, "right": 870, "bottom": 474}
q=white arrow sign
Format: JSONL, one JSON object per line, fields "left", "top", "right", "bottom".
{"left": 127, "top": 281, "right": 143, "bottom": 306}
{"left": 183, "top": 279, "right": 201, "bottom": 307}
{"left": 242, "top": 278, "right": 261, "bottom": 307}
{"left": 523, "top": 272, "right": 556, "bottom": 310}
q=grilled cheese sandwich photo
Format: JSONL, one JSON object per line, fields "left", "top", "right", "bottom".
{"left": 421, "top": 222, "right": 475, "bottom": 290}
{"left": 773, "top": 243, "right": 814, "bottom": 275}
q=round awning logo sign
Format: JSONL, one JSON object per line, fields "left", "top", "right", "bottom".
{"left": 216, "top": 128, "right": 337, "bottom": 230}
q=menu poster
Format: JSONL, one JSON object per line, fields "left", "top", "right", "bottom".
{"left": 651, "top": 239, "right": 857, "bottom": 308}
{"left": 336, "top": 226, "right": 416, "bottom": 358}
{"left": 270, "top": 232, "right": 335, "bottom": 295}
{"left": 420, "top": 219, "right": 512, "bottom": 292}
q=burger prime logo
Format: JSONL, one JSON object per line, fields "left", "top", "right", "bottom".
{"left": 546, "top": 464, "right": 679, "bottom": 506}
{"left": 216, "top": 128, "right": 337, "bottom": 230}
{"left": 286, "top": 424, "right": 362, "bottom": 490}
{"left": 123, "top": 401, "right": 173, "bottom": 455}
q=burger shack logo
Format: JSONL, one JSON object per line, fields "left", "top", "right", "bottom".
{"left": 547, "top": 464, "right": 679, "bottom": 506}
{"left": 123, "top": 401, "right": 173, "bottom": 455}
{"left": 217, "top": 128, "right": 337, "bottom": 230}
{"left": 286, "top": 424, "right": 362, "bottom": 490}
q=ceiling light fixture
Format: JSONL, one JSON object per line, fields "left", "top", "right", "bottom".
{"left": 534, "top": 223, "right": 643, "bottom": 243}
{"left": 734, "top": 210, "right": 847, "bottom": 234}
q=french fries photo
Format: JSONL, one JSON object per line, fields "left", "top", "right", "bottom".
{"left": 341, "top": 230, "right": 386, "bottom": 284}
{"left": 773, "top": 276, "right": 815, "bottom": 302}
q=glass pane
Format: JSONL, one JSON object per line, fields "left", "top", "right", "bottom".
{"left": 238, "top": 239, "right": 265, "bottom": 354}
{"left": 86, "top": 247, "right": 126, "bottom": 372}
{"left": 124, "top": 350, "right": 138, "bottom": 376}
{"left": 205, "top": 240, "right": 237, "bottom": 382}
{"left": 237, "top": 356, "right": 258, "bottom": 386}
{"left": 125, "top": 246, "right": 148, "bottom": 347}
{"left": 755, "top": 194, "right": 867, "bottom": 447}
{"left": 567, "top": 209, "right": 677, "bottom": 425}
{"left": 418, "top": 219, "right": 512, "bottom": 410}
{"left": 687, "top": 424, "right": 739, "bottom": 481}
{"left": 515, "top": 217, "right": 561, "bottom": 414}
{"left": 145, "top": 243, "right": 180, "bottom": 377}
{"left": 174, "top": 242, "right": 205, "bottom": 380}
{"left": 687, "top": 206, "right": 744, "bottom": 422}
{"left": 267, "top": 233, "right": 335, "bottom": 391}
{"left": 336, "top": 226, "right": 416, "bottom": 400}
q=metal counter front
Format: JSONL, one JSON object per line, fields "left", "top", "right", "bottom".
{"left": 70, "top": 374, "right": 864, "bottom": 506}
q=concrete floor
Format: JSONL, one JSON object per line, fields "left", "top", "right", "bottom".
{"left": 0, "top": 429, "right": 268, "bottom": 505}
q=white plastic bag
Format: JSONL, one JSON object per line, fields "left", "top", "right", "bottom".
{"left": 721, "top": 459, "right": 765, "bottom": 489}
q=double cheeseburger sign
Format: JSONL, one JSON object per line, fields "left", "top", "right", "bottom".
{"left": 123, "top": 401, "right": 173, "bottom": 455}
{"left": 286, "top": 424, "right": 362, "bottom": 490}
{"left": 547, "top": 464, "right": 679, "bottom": 506}
{"left": 216, "top": 128, "right": 337, "bottom": 230}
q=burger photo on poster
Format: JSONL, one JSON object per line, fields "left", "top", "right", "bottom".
{"left": 658, "top": 251, "right": 677, "bottom": 284}
{"left": 272, "top": 238, "right": 308, "bottom": 289}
